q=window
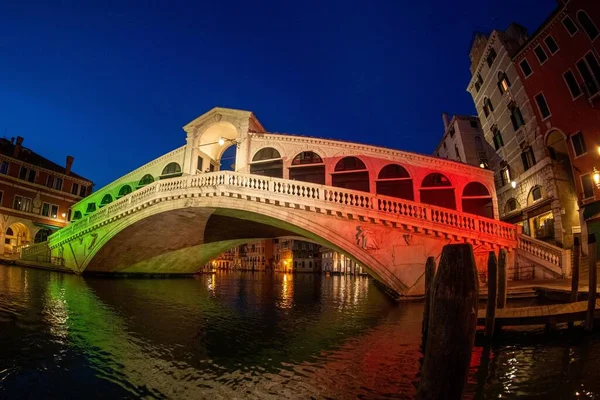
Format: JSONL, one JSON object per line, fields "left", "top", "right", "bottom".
{"left": 85, "top": 203, "right": 97, "bottom": 214}
{"left": 100, "top": 194, "right": 113, "bottom": 207}
{"left": 19, "top": 166, "right": 35, "bottom": 182}
{"left": 34, "top": 228, "right": 52, "bottom": 243}
{"left": 161, "top": 162, "right": 182, "bottom": 177}
{"left": 469, "top": 120, "right": 478, "bottom": 128}
{"left": 577, "top": 52, "right": 600, "bottom": 96}
{"left": 0, "top": 161, "right": 8, "bottom": 175}
{"left": 197, "top": 156, "right": 203, "bottom": 172}
{"left": 506, "top": 198, "right": 518, "bottom": 213}
{"left": 449, "top": 128, "right": 455, "bottom": 138}
{"left": 577, "top": 10, "right": 599, "bottom": 41}
{"left": 571, "top": 132, "right": 587, "bottom": 156}
{"left": 535, "top": 93, "right": 551, "bottom": 119}
{"left": 562, "top": 15, "right": 579, "bottom": 36}
{"left": 475, "top": 73, "right": 483, "bottom": 92}
{"left": 443, "top": 142, "right": 447, "bottom": 149}
{"left": 53, "top": 177, "right": 63, "bottom": 191}
{"left": 13, "top": 195, "right": 32, "bottom": 213}
{"left": 531, "top": 186, "right": 542, "bottom": 201}
{"left": 520, "top": 59, "right": 533, "bottom": 77}
{"left": 252, "top": 148, "right": 281, "bottom": 162}
{"left": 79, "top": 185, "right": 87, "bottom": 197}
{"left": 292, "top": 151, "right": 323, "bottom": 165}
{"left": 510, "top": 107, "right": 525, "bottom": 131}
{"left": 497, "top": 72, "right": 511, "bottom": 94}
{"left": 483, "top": 97, "right": 493, "bottom": 117}
{"left": 42, "top": 202, "right": 50, "bottom": 217}
{"left": 521, "top": 147, "right": 536, "bottom": 171}
{"left": 209, "top": 164, "right": 215, "bottom": 172}
{"left": 454, "top": 145, "right": 461, "bottom": 161}
{"left": 138, "top": 174, "right": 154, "bottom": 186}
{"left": 50, "top": 205, "right": 58, "bottom": 219}
{"left": 46, "top": 175, "right": 54, "bottom": 188}
{"left": 0, "top": 191, "right": 3, "bottom": 206}
{"left": 500, "top": 167, "right": 511, "bottom": 187}
{"left": 582, "top": 174, "right": 595, "bottom": 199}
{"left": 563, "top": 69, "right": 582, "bottom": 98}
{"left": 486, "top": 48, "right": 497, "bottom": 67}
{"left": 534, "top": 45, "right": 548, "bottom": 64}
{"left": 493, "top": 130, "right": 504, "bottom": 150}
{"left": 544, "top": 36, "right": 559, "bottom": 54}
{"left": 118, "top": 185, "right": 132, "bottom": 198}
{"left": 71, "top": 183, "right": 79, "bottom": 195}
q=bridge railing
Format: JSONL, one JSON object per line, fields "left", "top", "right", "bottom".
{"left": 50, "top": 171, "right": 518, "bottom": 245}
{"left": 516, "top": 233, "right": 570, "bottom": 277}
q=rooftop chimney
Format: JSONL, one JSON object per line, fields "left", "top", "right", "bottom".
{"left": 66, "top": 155, "right": 74, "bottom": 175}
{"left": 13, "top": 136, "right": 23, "bottom": 158}
{"left": 442, "top": 113, "right": 451, "bottom": 130}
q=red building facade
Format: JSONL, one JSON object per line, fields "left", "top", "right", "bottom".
{"left": 513, "top": 0, "right": 600, "bottom": 247}
{"left": 0, "top": 136, "right": 93, "bottom": 257}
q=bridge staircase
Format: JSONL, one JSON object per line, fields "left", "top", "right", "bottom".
{"left": 515, "top": 234, "right": 571, "bottom": 280}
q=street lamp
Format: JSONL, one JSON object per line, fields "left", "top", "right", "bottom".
{"left": 593, "top": 167, "right": 600, "bottom": 188}
{"left": 511, "top": 180, "right": 517, "bottom": 189}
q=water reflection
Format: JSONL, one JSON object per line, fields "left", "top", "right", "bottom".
{"left": 3, "top": 266, "right": 600, "bottom": 398}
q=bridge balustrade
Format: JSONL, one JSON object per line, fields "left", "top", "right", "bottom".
{"left": 49, "top": 171, "right": 518, "bottom": 247}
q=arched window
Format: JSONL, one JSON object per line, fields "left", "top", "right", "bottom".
{"left": 577, "top": 10, "right": 599, "bottom": 41}
{"left": 72, "top": 210, "right": 83, "bottom": 220}
{"left": 250, "top": 147, "right": 283, "bottom": 178}
{"left": 498, "top": 72, "right": 511, "bottom": 95}
{"left": 483, "top": 97, "right": 494, "bottom": 117}
{"left": 420, "top": 173, "right": 456, "bottom": 210}
{"left": 375, "top": 164, "right": 413, "bottom": 200}
{"left": 505, "top": 198, "right": 519, "bottom": 214}
{"left": 331, "top": 157, "right": 369, "bottom": 192}
{"left": 462, "top": 182, "right": 493, "bottom": 218}
{"left": 100, "top": 194, "right": 113, "bottom": 207}
{"left": 289, "top": 151, "right": 325, "bottom": 184}
{"left": 85, "top": 203, "right": 97, "bottom": 214}
{"left": 528, "top": 185, "right": 543, "bottom": 205}
{"left": 138, "top": 174, "right": 154, "bottom": 187}
{"left": 6, "top": 227, "right": 13, "bottom": 236}
{"left": 161, "top": 162, "right": 182, "bottom": 179}
{"left": 252, "top": 148, "right": 281, "bottom": 162}
{"left": 35, "top": 228, "right": 52, "bottom": 243}
{"left": 118, "top": 185, "right": 132, "bottom": 198}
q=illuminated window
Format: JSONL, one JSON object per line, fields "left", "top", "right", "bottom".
{"left": 500, "top": 167, "right": 511, "bottom": 187}
{"left": 497, "top": 72, "right": 511, "bottom": 95}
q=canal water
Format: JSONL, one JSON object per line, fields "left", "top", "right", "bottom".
{"left": 1, "top": 266, "right": 599, "bottom": 399}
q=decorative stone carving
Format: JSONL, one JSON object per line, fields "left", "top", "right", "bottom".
{"left": 88, "top": 233, "right": 98, "bottom": 250}
{"left": 32, "top": 192, "right": 42, "bottom": 213}
{"left": 356, "top": 226, "right": 379, "bottom": 250}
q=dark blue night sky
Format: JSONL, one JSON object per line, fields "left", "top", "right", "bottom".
{"left": 1, "top": 0, "right": 556, "bottom": 188}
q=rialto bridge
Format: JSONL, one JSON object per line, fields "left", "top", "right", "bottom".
{"left": 22, "top": 108, "right": 571, "bottom": 297}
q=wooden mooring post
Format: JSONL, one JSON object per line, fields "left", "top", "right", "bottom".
{"left": 421, "top": 256, "right": 436, "bottom": 350}
{"left": 586, "top": 234, "right": 597, "bottom": 332}
{"left": 416, "top": 244, "right": 478, "bottom": 400}
{"left": 497, "top": 249, "right": 507, "bottom": 310}
{"left": 485, "top": 251, "right": 498, "bottom": 339}
{"left": 571, "top": 237, "right": 581, "bottom": 303}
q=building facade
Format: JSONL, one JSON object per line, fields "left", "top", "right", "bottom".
{"left": 0, "top": 136, "right": 93, "bottom": 257}
{"left": 467, "top": 24, "right": 579, "bottom": 249}
{"left": 274, "top": 238, "right": 321, "bottom": 273}
{"left": 434, "top": 113, "right": 490, "bottom": 169}
{"left": 321, "top": 248, "right": 366, "bottom": 275}
{"left": 511, "top": 0, "right": 600, "bottom": 252}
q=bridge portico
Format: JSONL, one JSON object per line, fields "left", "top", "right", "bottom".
{"left": 23, "top": 107, "right": 522, "bottom": 298}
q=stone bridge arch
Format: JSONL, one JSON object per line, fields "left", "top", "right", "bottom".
{"left": 58, "top": 195, "right": 418, "bottom": 294}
